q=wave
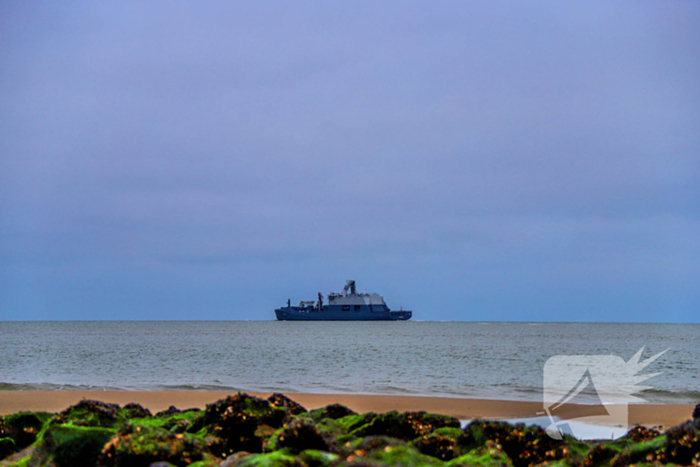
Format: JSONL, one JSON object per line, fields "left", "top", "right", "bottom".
{"left": 0, "top": 382, "right": 244, "bottom": 392}
{"left": 0, "top": 382, "right": 125, "bottom": 391}
{"left": 2, "top": 381, "right": 697, "bottom": 405}
{"left": 638, "top": 388, "right": 700, "bottom": 404}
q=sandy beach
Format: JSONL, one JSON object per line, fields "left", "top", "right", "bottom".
{"left": 0, "top": 391, "right": 693, "bottom": 429}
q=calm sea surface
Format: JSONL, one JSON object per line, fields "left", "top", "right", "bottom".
{"left": 0, "top": 322, "right": 697, "bottom": 404}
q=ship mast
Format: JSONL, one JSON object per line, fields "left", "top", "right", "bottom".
{"left": 343, "top": 280, "right": 356, "bottom": 295}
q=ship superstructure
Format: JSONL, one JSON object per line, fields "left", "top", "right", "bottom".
{"left": 275, "top": 280, "right": 412, "bottom": 321}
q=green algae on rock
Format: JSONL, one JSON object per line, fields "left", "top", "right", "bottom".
{"left": 100, "top": 424, "right": 205, "bottom": 467}
{"left": 0, "top": 438, "right": 17, "bottom": 461}
{"left": 32, "top": 424, "right": 116, "bottom": 467}
{"left": 265, "top": 418, "right": 334, "bottom": 454}
{"left": 0, "top": 396, "right": 698, "bottom": 467}
{"left": 201, "top": 393, "right": 291, "bottom": 457}
{"left": 349, "top": 411, "right": 460, "bottom": 441}
{"left": 1, "top": 412, "right": 52, "bottom": 451}
{"left": 454, "top": 419, "right": 580, "bottom": 467}
{"left": 267, "top": 394, "right": 307, "bottom": 417}
{"left": 307, "top": 405, "right": 357, "bottom": 423}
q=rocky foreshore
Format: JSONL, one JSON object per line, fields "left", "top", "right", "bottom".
{"left": 1, "top": 393, "right": 699, "bottom": 467}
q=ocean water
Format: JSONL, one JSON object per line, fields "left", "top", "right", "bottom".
{"left": 0, "top": 321, "right": 697, "bottom": 404}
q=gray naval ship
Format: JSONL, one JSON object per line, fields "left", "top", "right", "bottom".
{"left": 275, "top": 280, "right": 412, "bottom": 321}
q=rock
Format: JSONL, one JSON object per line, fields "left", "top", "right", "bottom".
{"left": 100, "top": 424, "right": 204, "bottom": 467}
{"left": 622, "top": 425, "right": 661, "bottom": 442}
{"left": 219, "top": 451, "right": 252, "bottom": 466}
{"left": 308, "top": 404, "right": 357, "bottom": 422}
{"left": 202, "top": 393, "right": 287, "bottom": 456}
{"left": 204, "top": 393, "right": 286, "bottom": 430}
{"left": 341, "top": 441, "right": 443, "bottom": 466}
{"left": 30, "top": 423, "right": 115, "bottom": 467}
{"left": 350, "top": 411, "right": 460, "bottom": 441}
{"left": 338, "top": 435, "right": 406, "bottom": 458}
{"left": 335, "top": 412, "right": 378, "bottom": 433}
{"left": 218, "top": 449, "right": 305, "bottom": 466}
{"left": 155, "top": 406, "right": 182, "bottom": 417}
{"left": 455, "top": 419, "right": 568, "bottom": 467}
{"left": 447, "top": 441, "right": 513, "bottom": 467}
{"left": 663, "top": 419, "right": 700, "bottom": 465}
{"left": 123, "top": 403, "right": 152, "bottom": 419}
{"left": 267, "top": 394, "right": 307, "bottom": 416}
{"left": 58, "top": 399, "right": 121, "bottom": 427}
{"left": 580, "top": 444, "right": 617, "bottom": 467}
{"left": 0, "top": 437, "right": 17, "bottom": 461}
{"left": 610, "top": 433, "right": 665, "bottom": 466}
{"left": 299, "top": 449, "right": 340, "bottom": 467}
{"left": 265, "top": 418, "right": 332, "bottom": 454}
{"left": 153, "top": 409, "right": 205, "bottom": 435}
{"left": 693, "top": 403, "right": 700, "bottom": 422}
{"left": 411, "top": 432, "right": 457, "bottom": 461}
{"left": 163, "top": 418, "right": 193, "bottom": 434}
{"left": 1, "top": 412, "right": 48, "bottom": 449}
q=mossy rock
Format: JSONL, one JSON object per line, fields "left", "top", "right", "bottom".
{"left": 341, "top": 442, "right": 444, "bottom": 466}
{"left": 447, "top": 441, "right": 514, "bottom": 466}
{"left": 455, "top": 419, "right": 572, "bottom": 467}
{"left": 411, "top": 430, "right": 458, "bottom": 461}
{"left": 57, "top": 400, "right": 122, "bottom": 428}
{"left": 580, "top": 443, "right": 619, "bottom": 467}
{"left": 127, "top": 408, "right": 205, "bottom": 435}
{"left": 307, "top": 404, "right": 357, "bottom": 423}
{"left": 344, "top": 435, "right": 405, "bottom": 451}
{"left": 314, "top": 418, "right": 351, "bottom": 438}
{"left": 204, "top": 393, "right": 286, "bottom": 428}
{"left": 662, "top": 419, "right": 700, "bottom": 465}
{"left": 100, "top": 424, "right": 204, "bottom": 467}
{"left": 168, "top": 411, "right": 205, "bottom": 434}
{"left": 219, "top": 448, "right": 305, "bottom": 466}
{"left": 2, "top": 412, "right": 52, "bottom": 450}
{"left": 185, "top": 457, "right": 222, "bottom": 467}
{"left": 201, "top": 393, "right": 291, "bottom": 457}
{"left": 120, "top": 403, "right": 152, "bottom": 419}
{"left": 0, "top": 437, "right": 18, "bottom": 461}
{"left": 610, "top": 435, "right": 665, "bottom": 466}
{"left": 155, "top": 406, "right": 182, "bottom": 418}
{"left": 605, "top": 421, "right": 698, "bottom": 466}
{"left": 616, "top": 425, "right": 662, "bottom": 443}
{"left": 203, "top": 393, "right": 289, "bottom": 428}
{"left": 410, "top": 426, "right": 462, "bottom": 460}
{"left": 298, "top": 449, "right": 340, "bottom": 467}
{"left": 264, "top": 418, "right": 334, "bottom": 454}
{"left": 349, "top": 410, "right": 460, "bottom": 441}
{"left": 28, "top": 423, "right": 115, "bottom": 467}
{"left": 267, "top": 394, "right": 307, "bottom": 417}
{"left": 334, "top": 413, "right": 379, "bottom": 433}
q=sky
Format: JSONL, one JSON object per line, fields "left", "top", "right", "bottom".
{"left": 1, "top": 1, "right": 698, "bottom": 322}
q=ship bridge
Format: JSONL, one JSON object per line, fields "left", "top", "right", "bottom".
{"left": 327, "top": 280, "right": 386, "bottom": 306}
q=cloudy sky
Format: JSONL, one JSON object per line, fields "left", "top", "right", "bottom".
{"left": 1, "top": 1, "right": 698, "bottom": 322}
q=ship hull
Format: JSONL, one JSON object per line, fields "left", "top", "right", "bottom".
{"left": 275, "top": 307, "right": 411, "bottom": 321}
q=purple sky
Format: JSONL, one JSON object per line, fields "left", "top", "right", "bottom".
{"left": 1, "top": 1, "right": 698, "bottom": 321}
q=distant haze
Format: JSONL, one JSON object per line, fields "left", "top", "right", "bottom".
{"left": 1, "top": 2, "right": 698, "bottom": 322}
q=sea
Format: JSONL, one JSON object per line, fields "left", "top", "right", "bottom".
{"left": 1, "top": 321, "right": 698, "bottom": 405}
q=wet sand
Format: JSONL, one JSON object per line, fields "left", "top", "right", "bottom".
{"left": 0, "top": 391, "right": 693, "bottom": 429}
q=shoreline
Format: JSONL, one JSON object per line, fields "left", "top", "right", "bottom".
{"left": 0, "top": 391, "right": 694, "bottom": 429}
